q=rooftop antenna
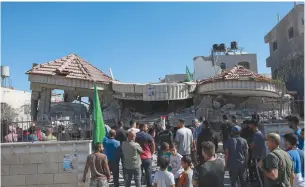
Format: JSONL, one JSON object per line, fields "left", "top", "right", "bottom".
{"left": 277, "top": 13, "right": 280, "bottom": 22}
{"left": 109, "top": 68, "right": 115, "bottom": 80}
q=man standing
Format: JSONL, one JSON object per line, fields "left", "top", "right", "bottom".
{"left": 103, "top": 130, "right": 120, "bottom": 187}
{"left": 224, "top": 125, "right": 249, "bottom": 187}
{"left": 193, "top": 141, "right": 225, "bottom": 187}
{"left": 221, "top": 115, "right": 233, "bottom": 149}
{"left": 192, "top": 118, "right": 202, "bottom": 145}
{"left": 136, "top": 124, "right": 155, "bottom": 187}
{"left": 286, "top": 116, "right": 303, "bottom": 150}
{"left": 241, "top": 120, "right": 255, "bottom": 182}
{"left": 283, "top": 133, "right": 305, "bottom": 187}
{"left": 196, "top": 121, "right": 218, "bottom": 166}
{"left": 83, "top": 143, "right": 111, "bottom": 187}
{"left": 115, "top": 120, "right": 127, "bottom": 172}
{"left": 192, "top": 118, "right": 202, "bottom": 165}
{"left": 248, "top": 120, "right": 266, "bottom": 187}
{"left": 259, "top": 133, "right": 294, "bottom": 187}
{"left": 175, "top": 119, "right": 195, "bottom": 157}
{"left": 128, "top": 120, "right": 140, "bottom": 133}
{"left": 122, "top": 131, "right": 143, "bottom": 187}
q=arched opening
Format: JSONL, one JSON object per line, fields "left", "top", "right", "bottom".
{"left": 238, "top": 61, "right": 250, "bottom": 69}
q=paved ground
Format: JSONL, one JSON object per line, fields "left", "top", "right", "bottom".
{"left": 108, "top": 154, "right": 233, "bottom": 187}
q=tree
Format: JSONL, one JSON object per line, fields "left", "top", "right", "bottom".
{"left": 276, "top": 51, "right": 304, "bottom": 82}
{"left": 1, "top": 103, "right": 18, "bottom": 123}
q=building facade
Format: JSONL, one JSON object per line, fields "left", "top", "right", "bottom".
{"left": 193, "top": 52, "right": 258, "bottom": 80}
{"left": 264, "top": 4, "right": 304, "bottom": 103}
{"left": 1, "top": 87, "right": 32, "bottom": 122}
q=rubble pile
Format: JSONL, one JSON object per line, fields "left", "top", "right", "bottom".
{"left": 120, "top": 108, "right": 147, "bottom": 124}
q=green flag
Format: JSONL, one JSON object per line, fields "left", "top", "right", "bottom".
{"left": 186, "top": 66, "right": 192, "bottom": 82}
{"left": 92, "top": 83, "right": 106, "bottom": 144}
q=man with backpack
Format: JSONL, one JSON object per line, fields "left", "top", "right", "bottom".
{"left": 259, "top": 133, "right": 295, "bottom": 187}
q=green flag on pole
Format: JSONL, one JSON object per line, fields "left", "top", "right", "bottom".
{"left": 186, "top": 66, "right": 192, "bottom": 82}
{"left": 92, "top": 83, "right": 106, "bottom": 144}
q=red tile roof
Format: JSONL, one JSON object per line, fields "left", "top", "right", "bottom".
{"left": 26, "top": 54, "right": 112, "bottom": 83}
{"left": 199, "top": 65, "right": 272, "bottom": 84}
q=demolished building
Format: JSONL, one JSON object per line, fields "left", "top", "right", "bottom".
{"left": 25, "top": 52, "right": 292, "bottom": 132}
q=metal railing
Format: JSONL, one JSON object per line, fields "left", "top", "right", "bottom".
{"left": 1, "top": 115, "right": 95, "bottom": 143}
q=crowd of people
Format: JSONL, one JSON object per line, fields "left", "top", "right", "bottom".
{"left": 82, "top": 114, "right": 305, "bottom": 187}
{"left": 5, "top": 114, "right": 304, "bottom": 187}
{"left": 3, "top": 122, "right": 87, "bottom": 142}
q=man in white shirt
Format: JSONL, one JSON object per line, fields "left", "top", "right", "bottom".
{"left": 175, "top": 119, "right": 195, "bottom": 156}
{"left": 128, "top": 120, "right": 140, "bottom": 133}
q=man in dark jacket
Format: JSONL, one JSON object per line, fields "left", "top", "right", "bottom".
{"left": 197, "top": 121, "right": 218, "bottom": 166}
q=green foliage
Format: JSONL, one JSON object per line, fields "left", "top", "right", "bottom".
{"left": 1, "top": 103, "right": 18, "bottom": 122}
{"left": 275, "top": 52, "right": 304, "bottom": 82}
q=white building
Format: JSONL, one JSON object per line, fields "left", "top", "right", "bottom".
{"left": 193, "top": 52, "right": 258, "bottom": 80}
{"left": 1, "top": 87, "right": 32, "bottom": 122}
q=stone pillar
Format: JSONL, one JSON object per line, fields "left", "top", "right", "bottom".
{"left": 31, "top": 91, "right": 40, "bottom": 121}
{"left": 37, "top": 88, "right": 51, "bottom": 118}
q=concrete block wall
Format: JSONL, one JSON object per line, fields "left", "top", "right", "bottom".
{"left": 1, "top": 141, "right": 92, "bottom": 187}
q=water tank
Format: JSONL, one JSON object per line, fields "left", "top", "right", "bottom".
{"left": 218, "top": 43, "right": 226, "bottom": 52}
{"left": 1, "top": 66, "right": 10, "bottom": 77}
{"left": 231, "top": 41, "right": 238, "bottom": 49}
{"left": 213, "top": 44, "right": 219, "bottom": 51}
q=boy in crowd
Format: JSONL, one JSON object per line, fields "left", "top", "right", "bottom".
{"left": 169, "top": 143, "right": 184, "bottom": 184}
{"left": 177, "top": 156, "right": 193, "bottom": 187}
{"left": 153, "top": 156, "right": 175, "bottom": 187}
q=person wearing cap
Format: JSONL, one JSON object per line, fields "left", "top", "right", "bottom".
{"left": 224, "top": 125, "right": 249, "bottom": 187}
{"left": 286, "top": 115, "right": 303, "bottom": 150}
{"left": 248, "top": 120, "right": 265, "bottom": 187}
{"left": 259, "top": 133, "right": 294, "bottom": 187}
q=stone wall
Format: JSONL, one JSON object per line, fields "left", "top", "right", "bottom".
{"left": 1, "top": 141, "right": 92, "bottom": 187}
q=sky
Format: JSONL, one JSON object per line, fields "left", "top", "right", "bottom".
{"left": 1, "top": 2, "right": 300, "bottom": 92}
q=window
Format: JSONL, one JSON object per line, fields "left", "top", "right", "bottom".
{"left": 288, "top": 27, "right": 294, "bottom": 39}
{"left": 238, "top": 61, "right": 250, "bottom": 69}
{"left": 273, "top": 41, "right": 278, "bottom": 51}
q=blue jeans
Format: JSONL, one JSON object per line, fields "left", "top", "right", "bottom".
{"left": 141, "top": 158, "right": 152, "bottom": 186}
{"left": 124, "top": 168, "right": 141, "bottom": 187}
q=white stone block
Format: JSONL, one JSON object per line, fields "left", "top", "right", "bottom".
{"left": 54, "top": 173, "right": 77, "bottom": 184}
{"left": 25, "top": 174, "right": 54, "bottom": 185}
{"left": 1, "top": 165, "right": 10, "bottom": 176}
{"left": 38, "top": 163, "right": 59, "bottom": 174}
{"left": 1, "top": 154, "right": 19, "bottom": 165}
{"left": 10, "top": 164, "right": 38, "bottom": 175}
{"left": 2, "top": 175, "right": 26, "bottom": 186}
